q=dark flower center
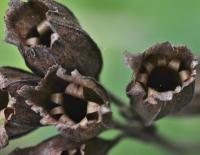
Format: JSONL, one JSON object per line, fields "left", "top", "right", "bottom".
{"left": 147, "top": 66, "right": 181, "bottom": 92}
{"left": 0, "top": 91, "right": 9, "bottom": 110}
{"left": 26, "top": 25, "right": 54, "bottom": 47}
{"left": 137, "top": 57, "right": 191, "bottom": 93}
{"left": 62, "top": 95, "right": 88, "bottom": 123}
{"left": 47, "top": 91, "right": 100, "bottom": 125}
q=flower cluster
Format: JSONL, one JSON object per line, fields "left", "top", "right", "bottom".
{"left": 0, "top": 0, "right": 199, "bottom": 155}
{"left": 1, "top": 0, "right": 111, "bottom": 151}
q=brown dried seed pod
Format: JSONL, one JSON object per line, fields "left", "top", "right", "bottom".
{"left": 5, "top": 0, "right": 102, "bottom": 78}
{"left": 125, "top": 42, "right": 198, "bottom": 125}
{"left": 18, "top": 65, "right": 111, "bottom": 142}
{"left": 8, "top": 135, "right": 121, "bottom": 155}
{"left": 0, "top": 67, "right": 41, "bottom": 148}
{"left": 8, "top": 135, "right": 82, "bottom": 155}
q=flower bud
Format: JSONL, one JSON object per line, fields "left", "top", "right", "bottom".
{"left": 0, "top": 67, "right": 41, "bottom": 148}
{"left": 125, "top": 42, "right": 198, "bottom": 125}
{"left": 18, "top": 65, "right": 111, "bottom": 142}
{"left": 5, "top": 0, "right": 102, "bottom": 78}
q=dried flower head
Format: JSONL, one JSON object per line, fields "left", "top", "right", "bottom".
{"left": 125, "top": 42, "right": 198, "bottom": 125}
{"left": 8, "top": 135, "right": 82, "bottom": 155}
{"left": 9, "top": 135, "right": 121, "bottom": 155}
{"left": 0, "top": 67, "right": 41, "bottom": 148}
{"left": 18, "top": 65, "right": 111, "bottom": 141}
{"left": 5, "top": 0, "right": 102, "bottom": 78}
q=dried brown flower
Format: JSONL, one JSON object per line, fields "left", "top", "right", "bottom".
{"left": 5, "top": 0, "right": 102, "bottom": 78}
{"left": 18, "top": 65, "right": 111, "bottom": 142}
{"left": 9, "top": 135, "right": 121, "bottom": 155}
{"left": 0, "top": 67, "right": 41, "bottom": 148}
{"left": 125, "top": 42, "right": 198, "bottom": 125}
{"left": 8, "top": 135, "right": 82, "bottom": 155}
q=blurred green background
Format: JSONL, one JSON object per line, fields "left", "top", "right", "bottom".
{"left": 0, "top": 0, "right": 200, "bottom": 155}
